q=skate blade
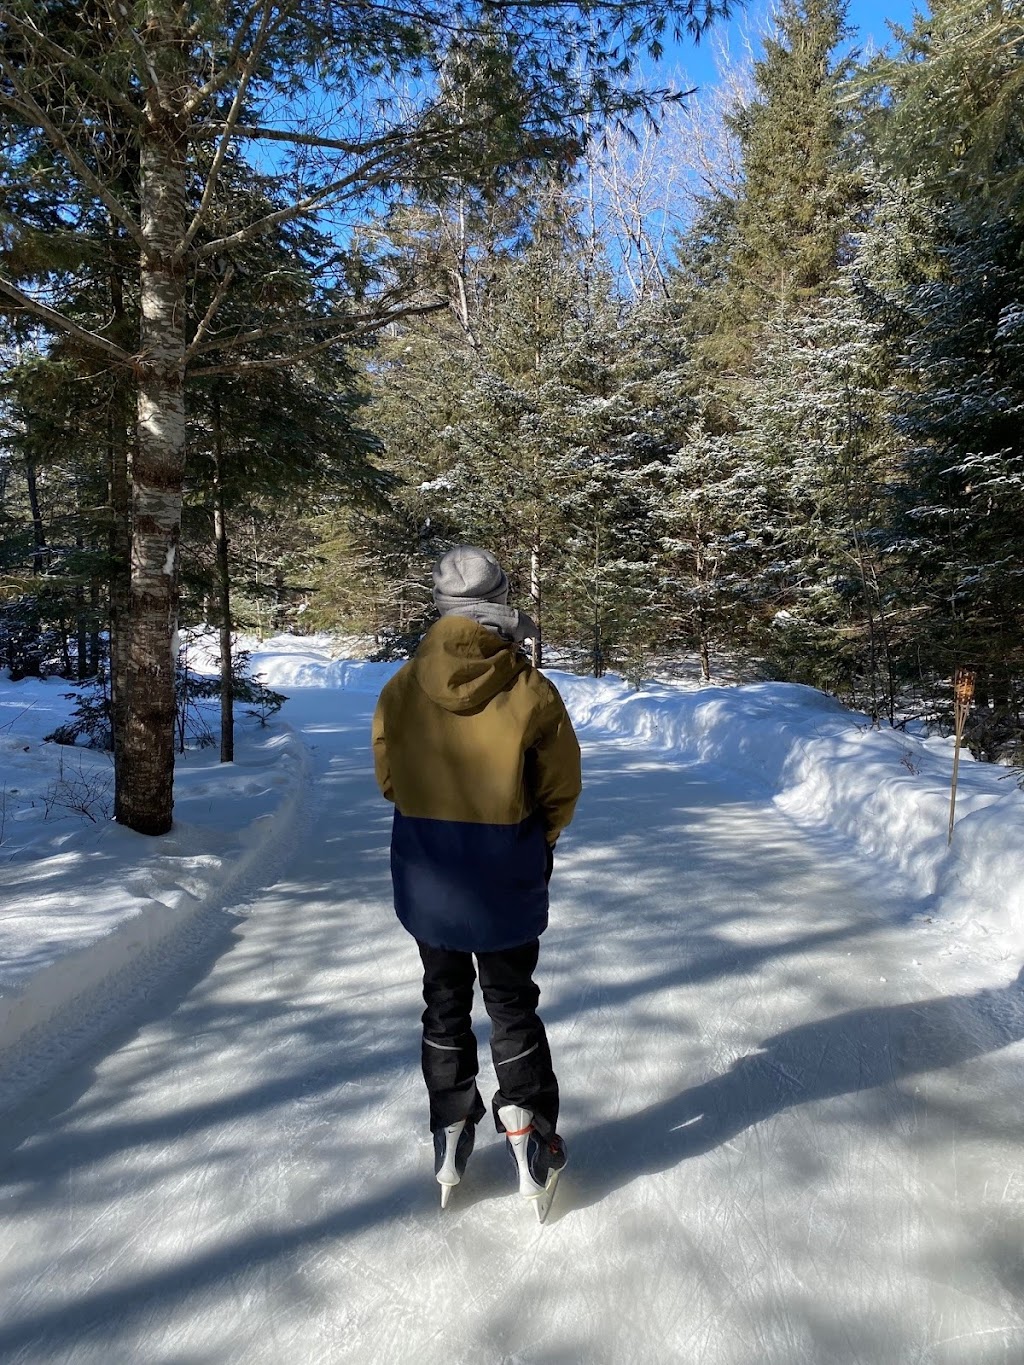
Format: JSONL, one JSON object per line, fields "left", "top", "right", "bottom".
{"left": 439, "top": 1181, "right": 455, "bottom": 1210}
{"left": 528, "top": 1167, "right": 561, "bottom": 1224}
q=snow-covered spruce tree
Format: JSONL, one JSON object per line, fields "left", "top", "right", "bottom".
{"left": 533, "top": 280, "right": 676, "bottom": 676}
{"left": 717, "top": 0, "right": 860, "bottom": 363}
{"left": 347, "top": 211, "right": 499, "bottom": 647}
{"left": 734, "top": 283, "right": 898, "bottom": 712}
{"left": 663, "top": 0, "right": 873, "bottom": 689}
{"left": 867, "top": 0, "right": 1024, "bottom": 219}
{"left": 436, "top": 208, "right": 590, "bottom": 662}
{"left": 656, "top": 412, "right": 768, "bottom": 683}
{"left": 863, "top": 0, "right": 1024, "bottom": 753}
{"left": 326, "top": 153, "right": 569, "bottom": 647}
{"left": 886, "top": 213, "right": 1024, "bottom": 757}
{"left": 429, "top": 202, "right": 686, "bottom": 673}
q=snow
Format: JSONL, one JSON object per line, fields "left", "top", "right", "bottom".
{"left": 0, "top": 672, "right": 310, "bottom": 1110}
{"left": 550, "top": 672, "right": 1024, "bottom": 953}
{"left": 1, "top": 637, "right": 1023, "bottom": 1362}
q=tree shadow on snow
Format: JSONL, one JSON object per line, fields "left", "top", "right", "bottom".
{"left": 557, "top": 966, "right": 1024, "bottom": 1217}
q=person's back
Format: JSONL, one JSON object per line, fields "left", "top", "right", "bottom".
{"left": 372, "top": 546, "right": 581, "bottom": 1218}
{"left": 374, "top": 612, "right": 579, "bottom": 952}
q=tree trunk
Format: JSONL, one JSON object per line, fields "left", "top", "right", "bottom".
{"left": 74, "top": 497, "right": 88, "bottom": 678}
{"left": 695, "top": 539, "right": 711, "bottom": 683}
{"left": 273, "top": 567, "right": 287, "bottom": 632}
{"left": 697, "top": 609, "right": 711, "bottom": 684}
{"left": 103, "top": 209, "right": 134, "bottom": 786}
{"left": 24, "top": 457, "right": 47, "bottom": 575}
{"left": 89, "top": 574, "right": 101, "bottom": 678}
{"left": 212, "top": 390, "right": 234, "bottom": 764}
{"left": 119, "top": 5, "right": 188, "bottom": 835}
{"left": 109, "top": 411, "right": 132, "bottom": 800}
{"left": 530, "top": 539, "right": 542, "bottom": 668}
{"left": 251, "top": 516, "right": 265, "bottom": 640}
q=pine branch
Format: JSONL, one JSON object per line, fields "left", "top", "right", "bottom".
{"left": 0, "top": 275, "right": 133, "bottom": 365}
{"left": 188, "top": 289, "right": 442, "bottom": 355}
{"left": 0, "top": 58, "right": 146, "bottom": 253}
{"left": 179, "top": 2, "right": 276, "bottom": 253}
{"left": 180, "top": 0, "right": 283, "bottom": 118}
{"left": 0, "top": 7, "right": 144, "bottom": 124}
{"left": 183, "top": 263, "right": 237, "bottom": 361}
{"left": 184, "top": 144, "right": 414, "bottom": 263}
{"left": 109, "top": 0, "right": 164, "bottom": 104}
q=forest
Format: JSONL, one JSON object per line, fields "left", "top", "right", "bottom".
{"left": 1, "top": 0, "right": 1022, "bottom": 834}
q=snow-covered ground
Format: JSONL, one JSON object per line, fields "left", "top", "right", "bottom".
{"left": 0, "top": 664, "right": 309, "bottom": 1109}
{"left": 1, "top": 636, "right": 1023, "bottom": 1363}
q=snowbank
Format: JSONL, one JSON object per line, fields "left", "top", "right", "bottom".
{"left": 551, "top": 672, "right": 1024, "bottom": 946}
{"left": 188, "top": 630, "right": 391, "bottom": 693}
{"left": 0, "top": 677, "right": 309, "bottom": 1110}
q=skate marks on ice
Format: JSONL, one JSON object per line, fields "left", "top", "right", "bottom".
{"left": 1, "top": 709, "right": 1023, "bottom": 1363}
{"left": 0, "top": 709, "right": 434, "bottom": 1360}
{"left": 559, "top": 970, "right": 1024, "bottom": 1209}
{"left": 539, "top": 741, "right": 1024, "bottom": 1359}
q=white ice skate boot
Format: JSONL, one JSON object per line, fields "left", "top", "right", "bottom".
{"left": 497, "top": 1105, "right": 567, "bottom": 1224}
{"left": 434, "top": 1119, "right": 475, "bottom": 1209}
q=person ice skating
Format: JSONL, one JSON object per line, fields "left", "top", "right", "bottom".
{"left": 371, "top": 545, "right": 582, "bottom": 1218}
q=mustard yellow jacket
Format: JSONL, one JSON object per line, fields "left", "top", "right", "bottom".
{"left": 372, "top": 615, "right": 582, "bottom": 951}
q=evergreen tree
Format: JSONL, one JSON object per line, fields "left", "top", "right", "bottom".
{"left": 863, "top": 4, "right": 1024, "bottom": 752}
{"left": 867, "top": 0, "right": 1024, "bottom": 219}
{"left": 887, "top": 211, "right": 1024, "bottom": 756}
{"left": 656, "top": 413, "right": 767, "bottom": 682}
{"left": 734, "top": 281, "right": 897, "bottom": 709}
{"left": 718, "top": 0, "right": 859, "bottom": 359}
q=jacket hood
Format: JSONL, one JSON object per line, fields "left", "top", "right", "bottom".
{"left": 412, "top": 615, "right": 527, "bottom": 714}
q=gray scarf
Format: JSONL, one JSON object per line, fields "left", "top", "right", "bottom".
{"left": 436, "top": 598, "right": 539, "bottom": 645}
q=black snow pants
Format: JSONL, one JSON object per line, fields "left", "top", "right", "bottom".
{"left": 416, "top": 939, "right": 559, "bottom": 1139}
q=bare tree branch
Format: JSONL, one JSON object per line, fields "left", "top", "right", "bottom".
{"left": 0, "top": 275, "right": 133, "bottom": 365}
{"left": 193, "top": 120, "right": 420, "bottom": 156}
{"left": 179, "top": 1, "right": 276, "bottom": 256}
{"left": 188, "top": 286, "right": 440, "bottom": 354}
{"left": 188, "top": 146, "right": 410, "bottom": 261}
{"left": 183, "top": 262, "right": 237, "bottom": 361}
{"left": 185, "top": 112, "right": 544, "bottom": 265}
{"left": 188, "top": 300, "right": 447, "bottom": 376}
{"left": 191, "top": 111, "right": 523, "bottom": 163}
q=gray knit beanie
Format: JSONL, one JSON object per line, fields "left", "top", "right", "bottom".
{"left": 432, "top": 546, "right": 509, "bottom": 610}
{"left": 431, "top": 545, "right": 537, "bottom": 644}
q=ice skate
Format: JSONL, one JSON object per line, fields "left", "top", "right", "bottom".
{"left": 497, "top": 1105, "right": 567, "bottom": 1224}
{"left": 434, "top": 1118, "right": 475, "bottom": 1209}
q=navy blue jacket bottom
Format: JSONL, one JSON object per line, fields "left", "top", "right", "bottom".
{"left": 390, "top": 809, "right": 549, "bottom": 953}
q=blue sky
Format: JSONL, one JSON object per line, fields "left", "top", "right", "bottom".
{"left": 670, "top": 0, "right": 926, "bottom": 90}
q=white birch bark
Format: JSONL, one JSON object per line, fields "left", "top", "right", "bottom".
{"left": 118, "top": 2, "right": 188, "bottom": 834}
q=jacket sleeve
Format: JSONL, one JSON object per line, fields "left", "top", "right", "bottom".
{"left": 531, "top": 687, "right": 582, "bottom": 845}
{"left": 371, "top": 695, "right": 394, "bottom": 803}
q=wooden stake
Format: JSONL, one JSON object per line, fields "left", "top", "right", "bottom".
{"left": 947, "top": 668, "right": 976, "bottom": 845}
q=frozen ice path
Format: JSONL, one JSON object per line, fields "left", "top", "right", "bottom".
{"left": 2, "top": 688, "right": 1023, "bottom": 1364}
